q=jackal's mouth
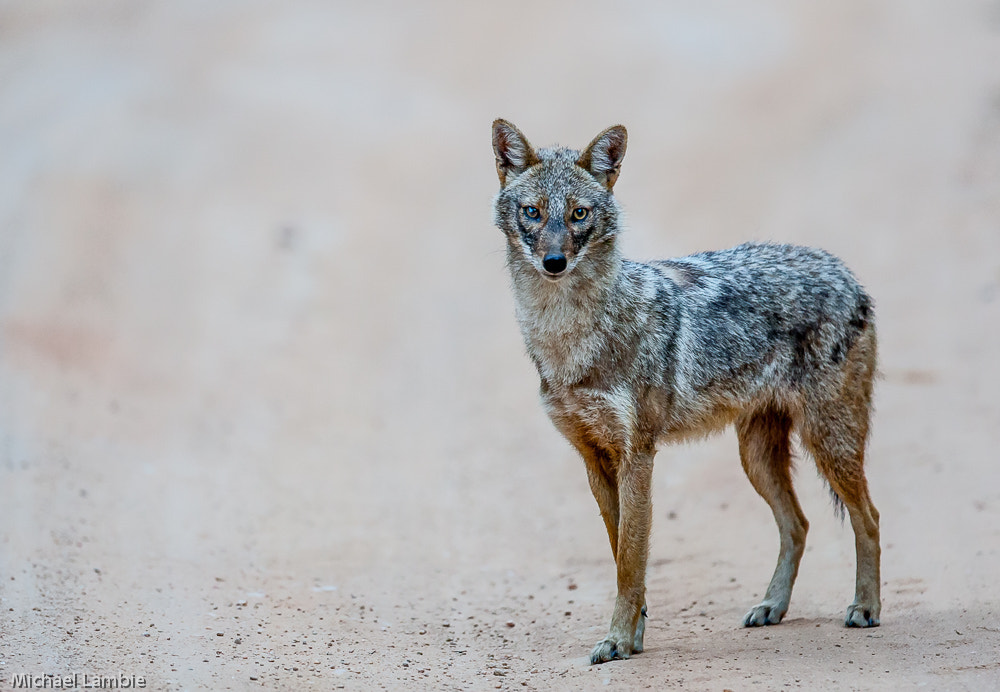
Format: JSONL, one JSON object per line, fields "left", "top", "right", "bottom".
{"left": 539, "top": 268, "right": 568, "bottom": 282}
{"left": 537, "top": 256, "right": 582, "bottom": 281}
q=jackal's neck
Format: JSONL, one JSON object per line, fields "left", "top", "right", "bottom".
{"left": 507, "top": 239, "right": 624, "bottom": 385}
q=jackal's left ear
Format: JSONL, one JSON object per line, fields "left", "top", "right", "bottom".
{"left": 577, "top": 125, "right": 628, "bottom": 190}
{"left": 493, "top": 119, "right": 538, "bottom": 187}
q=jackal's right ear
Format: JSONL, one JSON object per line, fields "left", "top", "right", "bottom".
{"left": 492, "top": 119, "right": 538, "bottom": 187}
{"left": 578, "top": 125, "right": 628, "bottom": 190}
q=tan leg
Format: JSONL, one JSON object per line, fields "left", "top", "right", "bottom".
{"left": 801, "top": 392, "right": 881, "bottom": 627}
{"left": 590, "top": 451, "right": 653, "bottom": 664}
{"left": 843, "top": 486, "right": 881, "bottom": 627}
{"left": 582, "top": 451, "right": 619, "bottom": 557}
{"left": 737, "top": 409, "right": 809, "bottom": 626}
{"left": 805, "top": 438, "right": 881, "bottom": 625}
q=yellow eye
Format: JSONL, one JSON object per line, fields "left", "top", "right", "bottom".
{"left": 572, "top": 207, "right": 589, "bottom": 221}
{"left": 523, "top": 206, "right": 540, "bottom": 219}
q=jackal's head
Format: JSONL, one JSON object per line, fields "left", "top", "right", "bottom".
{"left": 492, "top": 120, "right": 627, "bottom": 281}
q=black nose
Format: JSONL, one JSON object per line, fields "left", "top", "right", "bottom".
{"left": 542, "top": 253, "right": 567, "bottom": 274}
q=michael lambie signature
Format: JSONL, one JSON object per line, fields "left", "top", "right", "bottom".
{"left": 9, "top": 673, "right": 146, "bottom": 689}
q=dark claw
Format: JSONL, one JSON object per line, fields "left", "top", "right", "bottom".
{"left": 590, "top": 640, "right": 620, "bottom": 665}
{"left": 641, "top": 605, "right": 648, "bottom": 618}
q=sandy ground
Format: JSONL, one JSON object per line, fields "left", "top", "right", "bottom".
{"left": 1, "top": 1, "right": 999, "bottom": 690}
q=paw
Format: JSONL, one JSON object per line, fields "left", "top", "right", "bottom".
{"left": 590, "top": 637, "right": 630, "bottom": 665}
{"left": 742, "top": 602, "right": 786, "bottom": 627}
{"left": 844, "top": 603, "right": 880, "bottom": 628}
{"left": 632, "top": 605, "right": 647, "bottom": 654}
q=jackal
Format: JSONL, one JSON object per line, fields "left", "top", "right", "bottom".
{"left": 491, "top": 120, "right": 881, "bottom": 664}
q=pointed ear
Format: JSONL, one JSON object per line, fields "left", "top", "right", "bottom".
{"left": 577, "top": 125, "right": 628, "bottom": 190}
{"left": 492, "top": 119, "right": 538, "bottom": 187}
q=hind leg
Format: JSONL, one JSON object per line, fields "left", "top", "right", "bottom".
{"left": 802, "top": 402, "right": 881, "bottom": 627}
{"left": 843, "top": 487, "right": 881, "bottom": 627}
{"left": 737, "top": 408, "right": 809, "bottom": 626}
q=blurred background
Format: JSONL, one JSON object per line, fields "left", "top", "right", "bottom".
{"left": 1, "top": 1, "right": 998, "bottom": 689}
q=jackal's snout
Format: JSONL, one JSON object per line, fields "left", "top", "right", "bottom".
{"left": 542, "top": 253, "right": 567, "bottom": 275}
{"left": 535, "top": 222, "right": 575, "bottom": 278}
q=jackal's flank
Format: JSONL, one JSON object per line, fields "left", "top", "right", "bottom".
{"left": 491, "top": 120, "right": 881, "bottom": 665}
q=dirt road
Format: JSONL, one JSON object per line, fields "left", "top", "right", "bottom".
{"left": 2, "top": 1, "right": 999, "bottom": 689}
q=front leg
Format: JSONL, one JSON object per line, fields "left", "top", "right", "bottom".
{"left": 579, "top": 445, "right": 619, "bottom": 557}
{"left": 591, "top": 452, "right": 653, "bottom": 664}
